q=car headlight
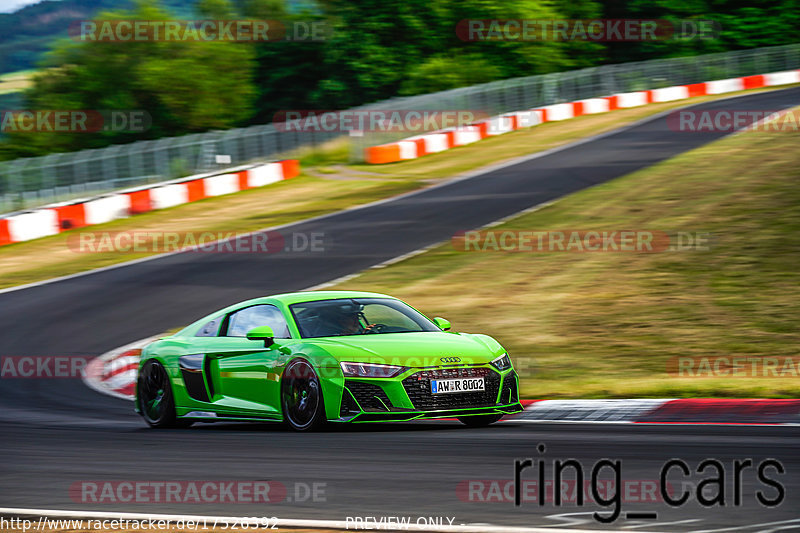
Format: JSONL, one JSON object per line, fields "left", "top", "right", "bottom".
{"left": 340, "top": 362, "right": 405, "bottom": 378}
{"left": 490, "top": 353, "right": 512, "bottom": 371}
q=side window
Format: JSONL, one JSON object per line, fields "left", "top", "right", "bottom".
{"left": 226, "top": 305, "right": 290, "bottom": 338}
{"left": 196, "top": 317, "right": 222, "bottom": 337}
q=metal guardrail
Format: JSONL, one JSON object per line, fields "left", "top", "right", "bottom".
{"left": 1, "top": 43, "right": 799, "bottom": 214}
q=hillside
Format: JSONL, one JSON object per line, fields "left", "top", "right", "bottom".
{"left": 0, "top": 0, "right": 205, "bottom": 73}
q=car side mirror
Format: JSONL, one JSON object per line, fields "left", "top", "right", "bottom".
{"left": 246, "top": 326, "right": 275, "bottom": 347}
{"left": 433, "top": 317, "right": 451, "bottom": 331}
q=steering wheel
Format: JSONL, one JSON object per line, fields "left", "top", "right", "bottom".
{"left": 363, "top": 323, "right": 388, "bottom": 334}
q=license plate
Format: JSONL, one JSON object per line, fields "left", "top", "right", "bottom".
{"left": 431, "top": 377, "right": 485, "bottom": 394}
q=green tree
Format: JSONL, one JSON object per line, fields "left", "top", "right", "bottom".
{"left": 243, "top": 0, "right": 327, "bottom": 123}
{"left": 248, "top": 0, "right": 582, "bottom": 115}
{"left": 398, "top": 55, "right": 504, "bottom": 96}
{"left": 599, "top": 0, "right": 800, "bottom": 64}
{"left": 2, "top": 0, "right": 256, "bottom": 159}
{"left": 306, "top": 0, "right": 571, "bottom": 108}
{"left": 197, "top": 0, "right": 237, "bottom": 18}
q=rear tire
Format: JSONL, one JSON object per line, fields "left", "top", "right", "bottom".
{"left": 281, "top": 359, "right": 327, "bottom": 431}
{"left": 138, "top": 360, "right": 190, "bottom": 428}
{"left": 458, "top": 414, "right": 503, "bottom": 427}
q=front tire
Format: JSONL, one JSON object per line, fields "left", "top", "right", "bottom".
{"left": 458, "top": 414, "right": 503, "bottom": 427}
{"left": 138, "top": 360, "right": 190, "bottom": 428}
{"left": 281, "top": 359, "right": 327, "bottom": 431}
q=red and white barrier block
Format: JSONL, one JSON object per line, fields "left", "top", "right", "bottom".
{"left": 365, "top": 69, "right": 800, "bottom": 164}
{"left": 0, "top": 160, "right": 300, "bottom": 247}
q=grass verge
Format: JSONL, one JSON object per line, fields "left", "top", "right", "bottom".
{"left": 327, "top": 111, "right": 800, "bottom": 399}
{"left": 0, "top": 69, "right": 35, "bottom": 95}
{"left": 0, "top": 85, "right": 794, "bottom": 290}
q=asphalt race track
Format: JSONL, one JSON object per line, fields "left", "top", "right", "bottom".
{"left": 1, "top": 88, "right": 799, "bottom": 531}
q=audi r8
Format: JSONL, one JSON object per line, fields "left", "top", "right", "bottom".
{"left": 135, "top": 291, "right": 522, "bottom": 430}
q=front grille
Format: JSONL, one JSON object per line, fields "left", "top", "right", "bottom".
{"left": 500, "top": 371, "right": 519, "bottom": 404}
{"left": 402, "top": 367, "right": 500, "bottom": 410}
{"left": 345, "top": 380, "right": 393, "bottom": 411}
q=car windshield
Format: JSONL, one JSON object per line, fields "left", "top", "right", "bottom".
{"left": 290, "top": 298, "right": 440, "bottom": 338}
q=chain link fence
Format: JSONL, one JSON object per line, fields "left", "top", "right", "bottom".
{"left": 2, "top": 43, "right": 799, "bottom": 214}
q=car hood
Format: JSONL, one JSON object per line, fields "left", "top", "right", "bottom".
{"left": 304, "top": 331, "right": 504, "bottom": 367}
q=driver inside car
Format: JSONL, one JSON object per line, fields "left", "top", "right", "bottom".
{"left": 336, "top": 304, "right": 383, "bottom": 335}
{"left": 338, "top": 308, "right": 365, "bottom": 335}
{"left": 305, "top": 302, "right": 379, "bottom": 337}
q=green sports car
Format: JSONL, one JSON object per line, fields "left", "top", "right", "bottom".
{"left": 135, "top": 290, "right": 523, "bottom": 431}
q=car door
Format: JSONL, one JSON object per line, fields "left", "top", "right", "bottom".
{"left": 205, "top": 304, "right": 291, "bottom": 417}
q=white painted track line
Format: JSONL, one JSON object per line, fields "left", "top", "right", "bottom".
{"left": 0, "top": 507, "right": 651, "bottom": 533}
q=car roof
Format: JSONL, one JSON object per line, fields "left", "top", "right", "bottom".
{"left": 173, "top": 291, "right": 400, "bottom": 337}
{"left": 261, "top": 290, "right": 397, "bottom": 306}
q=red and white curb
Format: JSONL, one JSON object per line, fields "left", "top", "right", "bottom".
{"left": 85, "top": 339, "right": 800, "bottom": 425}
{"left": 518, "top": 399, "right": 800, "bottom": 425}
{"left": 364, "top": 69, "right": 800, "bottom": 164}
{"left": 0, "top": 160, "right": 300, "bottom": 247}
{"left": 517, "top": 399, "right": 669, "bottom": 423}
{"left": 82, "top": 337, "right": 159, "bottom": 401}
